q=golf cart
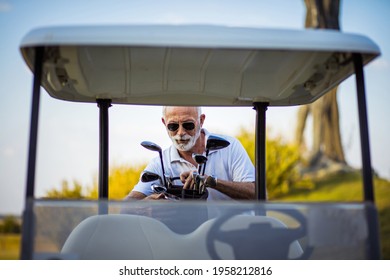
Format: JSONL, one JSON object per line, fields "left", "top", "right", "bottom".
{"left": 19, "top": 25, "right": 381, "bottom": 259}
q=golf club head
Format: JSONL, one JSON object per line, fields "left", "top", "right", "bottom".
{"left": 140, "top": 141, "right": 162, "bottom": 152}
{"left": 151, "top": 184, "right": 167, "bottom": 193}
{"left": 141, "top": 171, "right": 162, "bottom": 183}
{"left": 201, "top": 135, "right": 230, "bottom": 175}
{"left": 206, "top": 135, "right": 230, "bottom": 151}
{"left": 141, "top": 140, "right": 167, "bottom": 187}
{"left": 192, "top": 153, "right": 207, "bottom": 165}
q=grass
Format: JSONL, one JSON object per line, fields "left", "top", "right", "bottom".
{"left": 0, "top": 234, "right": 20, "bottom": 260}
{"left": 275, "top": 171, "right": 390, "bottom": 259}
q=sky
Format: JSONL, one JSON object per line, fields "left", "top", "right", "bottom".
{"left": 0, "top": 0, "right": 389, "bottom": 215}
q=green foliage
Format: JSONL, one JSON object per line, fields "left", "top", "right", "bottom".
{"left": 0, "top": 216, "right": 21, "bottom": 234}
{"left": 87, "top": 163, "right": 147, "bottom": 199}
{"left": 45, "top": 180, "right": 85, "bottom": 199}
{"left": 44, "top": 163, "right": 147, "bottom": 200}
{"left": 235, "top": 127, "right": 313, "bottom": 198}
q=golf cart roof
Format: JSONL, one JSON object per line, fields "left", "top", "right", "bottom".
{"left": 20, "top": 24, "right": 380, "bottom": 106}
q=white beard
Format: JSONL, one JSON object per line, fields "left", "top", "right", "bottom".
{"left": 170, "top": 127, "right": 201, "bottom": 152}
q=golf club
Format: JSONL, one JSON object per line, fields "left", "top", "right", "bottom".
{"left": 141, "top": 170, "right": 163, "bottom": 185}
{"left": 192, "top": 153, "right": 207, "bottom": 173}
{"left": 166, "top": 176, "right": 181, "bottom": 188}
{"left": 150, "top": 184, "right": 179, "bottom": 200}
{"left": 141, "top": 141, "right": 167, "bottom": 187}
{"left": 151, "top": 184, "right": 168, "bottom": 193}
{"left": 192, "top": 171, "right": 200, "bottom": 191}
{"left": 201, "top": 135, "right": 230, "bottom": 175}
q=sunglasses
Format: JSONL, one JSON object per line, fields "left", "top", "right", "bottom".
{"left": 167, "top": 122, "right": 196, "bottom": 132}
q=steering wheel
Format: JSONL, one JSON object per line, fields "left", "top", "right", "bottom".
{"left": 206, "top": 208, "right": 313, "bottom": 260}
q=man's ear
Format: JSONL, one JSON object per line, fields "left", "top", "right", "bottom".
{"left": 200, "top": 114, "right": 205, "bottom": 127}
{"left": 161, "top": 117, "right": 166, "bottom": 126}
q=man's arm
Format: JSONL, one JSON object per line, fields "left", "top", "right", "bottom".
{"left": 125, "top": 191, "right": 147, "bottom": 200}
{"left": 206, "top": 177, "right": 255, "bottom": 200}
{"left": 125, "top": 191, "right": 165, "bottom": 200}
{"left": 124, "top": 156, "right": 167, "bottom": 201}
{"left": 223, "top": 137, "right": 256, "bottom": 199}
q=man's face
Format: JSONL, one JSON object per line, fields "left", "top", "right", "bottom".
{"left": 162, "top": 107, "right": 204, "bottom": 152}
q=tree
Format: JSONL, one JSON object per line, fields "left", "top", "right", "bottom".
{"left": 236, "top": 127, "right": 313, "bottom": 198}
{"left": 45, "top": 180, "right": 85, "bottom": 199}
{"left": 0, "top": 215, "right": 21, "bottom": 234}
{"left": 44, "top": 163, "right": 146, "bottom": 200}
{"left": 296, "top": 0, "right": 347, "bottom": 171}
{"left": 87, "top": 163, "right": 146, "bottom": 199}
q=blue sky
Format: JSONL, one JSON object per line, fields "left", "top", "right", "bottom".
{"left": 0, "top": 0, "right": 389, "bottom": 215}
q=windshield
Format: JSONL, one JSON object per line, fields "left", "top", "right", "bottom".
{"left": 30, "top": 199, "right": 373, "bottom": 260}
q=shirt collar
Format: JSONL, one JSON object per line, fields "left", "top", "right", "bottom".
{"left": 170, "top": 145, "right": 183, "bottom": 163}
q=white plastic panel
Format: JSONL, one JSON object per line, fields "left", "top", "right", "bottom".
{"left": 31, "top": 200, "right": 376, "bottom": 260}
{"left": 20, "top": 25, "right": 380, "bottom": 106}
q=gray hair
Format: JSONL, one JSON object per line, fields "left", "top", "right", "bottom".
{"left": 162, "top": 106, "right": 202, "bottom": 118}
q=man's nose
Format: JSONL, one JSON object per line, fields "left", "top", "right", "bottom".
{"left": 177, "top": 124, "right": 187, "bottom": 136}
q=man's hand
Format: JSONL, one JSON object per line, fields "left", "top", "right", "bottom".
{"left": 180, "top": 170, "right": 195, "bottom": 189}
{"left": 180, "top": 170, "right": 208, "bottom": 192}
{"left": 179, "top": 171, "right": 255, "bottom": 200}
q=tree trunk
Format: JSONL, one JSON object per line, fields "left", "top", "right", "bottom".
{"left": 322, "top": 88, "right": 345, "bottom": 163}
{"left": 296, "top": 0, "right": 346, "bottom": 169}
{"left": 304, "top": 0, "right": 340, "bottom": 30}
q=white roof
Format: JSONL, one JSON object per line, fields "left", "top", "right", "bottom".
{"left": 20, "top": 24, "right": 380, "bottom": 106}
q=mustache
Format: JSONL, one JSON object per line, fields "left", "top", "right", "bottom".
{"left": 172, "top": 134, "right": 192, "bottom": 141}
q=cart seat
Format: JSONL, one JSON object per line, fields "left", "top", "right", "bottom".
{"left": 61, "top": 214, "right": 303, "bottom": 260}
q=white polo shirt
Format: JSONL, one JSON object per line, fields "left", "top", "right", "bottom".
{"left": 131, "top": 129, "right": 255, "bottom": 201}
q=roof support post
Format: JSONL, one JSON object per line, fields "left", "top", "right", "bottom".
{"left": 253, "top": 102, "right": 268, "bottom": 201}
{"left": 97, "top": 99, "right": 111, "bottom": 214}
{"left": 353, "top": 53, "right": 375, "bottom": 202}
{"left": 25, "top": 47, "right": 44, "bottom": 199}
{"left": 21, "top": 46, "right": 44, "bottom": 260}
{"left": 353, "top": 53, "right": 381, "bottom": 259}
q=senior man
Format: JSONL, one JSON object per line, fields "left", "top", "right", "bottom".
{"left": 125, "top": 106, "right": 255, "bottom": 201}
